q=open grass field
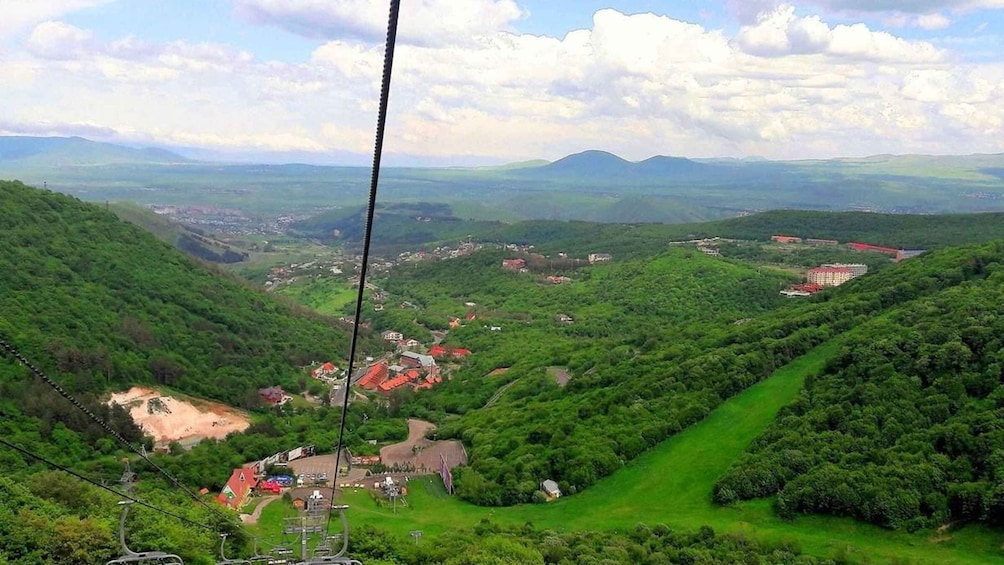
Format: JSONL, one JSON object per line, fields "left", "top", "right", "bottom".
{"left": 315, "top": 339, "right": 1004, "bottom": 564}
{"left": 275, "top": 278, "right": 357, "bottom": 316}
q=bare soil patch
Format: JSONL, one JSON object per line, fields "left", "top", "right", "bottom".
{"left": 380, "top": 419, "right": 467, "bottom": 473}
{"left": 547, "top": 366, "right": 571, "bottom": 387}
{"left": 107, "top": 387, "right": 250, "bottom": 446}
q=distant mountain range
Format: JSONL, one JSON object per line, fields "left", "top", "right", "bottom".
{"left": 510, "top": 150, "right": 719, "bottom": 178}
{"left": 3, "top": 135, "right": 1003, "bottom": 177}
{"left": 4, "top": 135, "right": 1004, "bottom": 225}
{"left": 0, "top": 136, "right": 190, "bottom": 167}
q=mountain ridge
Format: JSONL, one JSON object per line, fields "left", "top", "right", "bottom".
{"left": 0, "top": 136, "right": 190, "bottom": 167}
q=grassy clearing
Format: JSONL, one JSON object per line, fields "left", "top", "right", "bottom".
{"left": 275, "top": 278, "right": 357, "bottom": 316}
{"left": 334, "top": 340, "right": 1003, "bottom": 564}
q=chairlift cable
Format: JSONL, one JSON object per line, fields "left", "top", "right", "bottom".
{"left": 0, "top": 336, "right": 199, "bottom": 497}
{"left": 0, "top": 335, "right": 273, "bottom": 551}
{"left": 324, "top": 0, "right": 401, "bottom": 540}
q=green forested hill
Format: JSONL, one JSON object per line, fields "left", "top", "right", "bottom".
{"left": 0, "top": 179, "right": 392, "bottom": 563}
{"left": 108, "top": 201, "right": 249, "bottom": 264}
{"left": 382, "top": 238, "right": 1004, "bottom": 510}
{"left": 714, "top": 241, "right": 1004, "bottom": 529}
{"left": 479, "top": 210, "right": 1004, "bottom": 259}
{"left": 375, "top": 247, "right": 802, "bottom": 504}
{"left": 0, "top": 180, "right": 381, "bottom": 405}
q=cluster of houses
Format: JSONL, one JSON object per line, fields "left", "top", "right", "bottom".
{"left": 381, "top": 330, "right": 423, "bottom": 349}
{"left": 358, "top": 352, "right": 443, "bottom": 394}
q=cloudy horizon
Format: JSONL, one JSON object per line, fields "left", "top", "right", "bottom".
{"left": 1, "top": 0, "right": 1003, "bottom": 165}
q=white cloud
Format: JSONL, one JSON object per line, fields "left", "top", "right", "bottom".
{"left": 734, "top": 5, "right": 944, "bottom": 62}
{"left": 26, "top": 20, "right": 94, "bottom": 59}
{"left": 233, "top": 0, "right": 525, "bottom": 46}
{"left": 3, "top": 7, "right": 1004, "bottom": 161}
{"left": 0, "top": 0, "right": 112, "bottom": 37}
{"left": 916, "top": 12, "right": 953, "bottom": 28}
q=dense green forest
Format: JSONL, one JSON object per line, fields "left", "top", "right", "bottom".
{"left": 477, "top": 210, "right": 1004, "bottom": 259}
{"left": 372, "top": 247, "right": 801, "bottom": 504}
{"left": 714, "top": 241, "right": 1004, "bottom": 529}
{"left": 7, "top": 175, "right": 1004, "bottom": 561}
{"left": 351, "top": 522, "right": 821, "bottom": 565}
{"left": 0, "top": 180, "right": 390, "bottom": 562}
{"left": 374, "top": 240, "right": 1004, "bottom": 507}
{"left": 0, "top": 180, "right": 384, "bottom": 406}
{"left": 292, "top": 202, "right": 1004, "bottom": 261}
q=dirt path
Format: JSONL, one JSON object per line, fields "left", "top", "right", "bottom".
{"left": 241, "top": 496, "right": 279, "bottom": 524}
{"left": 379, "top": 419, "right": 467, "bottom": 473}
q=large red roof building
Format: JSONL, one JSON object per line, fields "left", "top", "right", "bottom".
{"left": 358, "top": 361, "right": 389, "bottom": 390}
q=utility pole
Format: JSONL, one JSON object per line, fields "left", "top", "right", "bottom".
{"left": 300, "top": 516, "right": 308, "bottom": 561}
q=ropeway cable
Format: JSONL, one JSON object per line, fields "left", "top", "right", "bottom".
{"left": 324, "top": 0, "right": 401, "bottom": 540}
{"left": 0, "top": 435, "right": 215, "bottom": 532}
{"left": 0, "top": 335, "right": 275, "bottom": 552}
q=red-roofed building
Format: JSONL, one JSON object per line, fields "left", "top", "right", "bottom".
{"left": 430, "top": 345, "right": 473, "bottom": 359}
{"left": 771, "top": 235, "right": 802, "bottom": 244}
{"left": 217, "top": 467, "right": 258, "bottom": 510}
{"left": 465, "top": 312, "right": 476, "bottom": 321}
{"left": 259, "top": 386, "right": 287, "bottom": 406}
{"left": 311, "top": 362, "right": 337, "bottom": 378}
{"left": 358, "top": 361, "right": 389, "bottom": 390}
{"left": 791, "top": 284, "right": 824, "bottom": 293}
{"left": 846, "top": 242, "right": 899, "bottom": 256}
{"left": 377, "top": 369, "right": 423, "bottom": 394}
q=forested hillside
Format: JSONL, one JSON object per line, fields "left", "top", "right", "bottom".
{"left": 373, "top": 248, "right": 799, "bottom": 504}
{"left": 479, "top": 210, "right": 1004, "bottom": 259}
{"left": 714, "top": 241, "right": 1004, "bottom": 529}
{"left": 109, "top": 202, "right": 249, "bottom": 264}
{"left": 0, "top": 180, "right": 382, "bottom": 405}
{"left": 293, "top": 204, "right": 1004, "bottom": 260}
{"left": 384, "top": 239, "right": 1004, "bottom": 506}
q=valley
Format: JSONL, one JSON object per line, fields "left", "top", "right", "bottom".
{"left": 3, "top": 178, "right": 1004, "bottom": 564}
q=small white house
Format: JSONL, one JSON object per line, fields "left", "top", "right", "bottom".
{"left": 541, "top": 479, "right": 561, "bottom": 500}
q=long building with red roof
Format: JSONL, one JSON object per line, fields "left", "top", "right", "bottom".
{"left": 358, "top": 361, "right": 389, "bottom": 390}
{"left": 429, "top": 345, "right": 473, "bottom": 359}
{"left": 846, "top": 242, "right": 899, "bottom": 256}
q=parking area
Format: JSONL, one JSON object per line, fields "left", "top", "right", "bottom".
{"left": 287, "top": 455, "right": 336, "bottom": 487}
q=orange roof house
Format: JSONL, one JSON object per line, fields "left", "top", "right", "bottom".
{"left": 217, "top": 467, "right": 258, "bottom": 510}
{"left": 358, "top": 361, "right": 389, "bottom": 390}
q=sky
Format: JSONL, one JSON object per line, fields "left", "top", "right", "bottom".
{"left": 1, "top": 0, "right": 1003, "bottom": 165}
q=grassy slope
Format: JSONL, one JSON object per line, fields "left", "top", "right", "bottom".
{"left": 274, "top": 340, "right": 1004, "bottom": 564}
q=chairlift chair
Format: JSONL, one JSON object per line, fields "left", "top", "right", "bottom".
{"left": 216, "top": 534, "right": 252, "bottom": 565}
{"left": 106, "top": 501, "right": 185, "bottom": 565}
{"left": 295, "top": 506, "right": 362, "bottom": 565}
